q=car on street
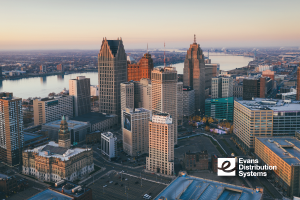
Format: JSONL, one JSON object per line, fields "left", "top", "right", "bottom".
{"left": 103, "top": 185, "right": 107, "bottom": 187}
{"left": 109, "top": 181, "right": 113, "bottom": 184}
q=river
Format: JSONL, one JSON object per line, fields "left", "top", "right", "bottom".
{"left": 2, "top": 52, "right": 252, "bottom": 99}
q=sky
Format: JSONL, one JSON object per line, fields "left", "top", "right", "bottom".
{"left": 1, "top": 0, "right": 300, "bottom": 50}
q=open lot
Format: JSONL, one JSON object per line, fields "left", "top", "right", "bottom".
{"left": 90, "top": 171, "right": 167, "bottom": 200}
{"left": 175, "top": 135, "right": 222, "bottom": 160}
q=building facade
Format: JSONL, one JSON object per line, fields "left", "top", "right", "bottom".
{"left": 23, "top": 125, "right": 94, "bottom": 183}
{"left": 122, "top": 108, "right": 151, "bottom": 156}
{"left": 42, "top": 119, "right": 90, "bottom": 144}
{"left": 101, "top": 132, "right": 117, "bottom": 158}
{"left": 0, "top": 92, "right": 23, "bottom": 166}
{"left": 183, "top": 151, "right": 208, "bottom": 170}
{"left": 255, "top": 137, "right": 300, "bottom": 197}
{"left": 177, "top": 82, "right": 183, "bottom": 125}
{"left": 211, "top": 77, "right": 233, "bottom": 99}
{"left": 183, "top": 38, "right": 206, "bottom": 113}
{"left": 243, "top": 77, "right": 272, "bottom": 100}
{"left": 152, "top": 67, "right": 178, "bottom": 144}
{"left": 183, "top": 87, "right": 195, "bottom": 117}
{"left": 69, "top": 76, "right": 91, "bottom": 117}
{"left": 98, "top": 38, "right": 127, "bottom": 121}
{"left": 233, "top": 83, "right": 243, "bottom": 98}
{"left": 146, "top": 114, "right": 174, "bottom": 176}
{"left": 121, "top": 82, "right": 135, "bottom": 111}
{"left": 127, "top": 52, "right": 153, "bottom": 81}
{"left": 205, "top": 97, "right": 234, "bottom": 121}
{"left": 33, "top": 95, "right": 73, "bottom": 126}
{"left": 297, "top": 66, "right": 300, "bottom": 100}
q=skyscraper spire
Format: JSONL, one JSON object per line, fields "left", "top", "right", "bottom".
{"left": 164, "top": 42, "right": 166, "bottom": 67}
{"left": 194, "top": 34, "right": 196, "bottom": 44}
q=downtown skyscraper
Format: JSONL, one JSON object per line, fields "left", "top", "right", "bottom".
{"left": 183, "top": 36, "right": 206, "bottom": 114}
{"left": 151, "top": 67, "right": 178, "bottom": 144}
{"left": 0, "top": 93, "right": 23, "bottom": 166}
{"left": 98, "top": 38, "right": 127, "bottom": 121}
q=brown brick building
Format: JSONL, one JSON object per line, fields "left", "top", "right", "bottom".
{"left": 183, "top": 151, "right": 208, "bottom": 171}
{"left": 211, "top": 154, "right": 218, "bottom": 173}
{"left": 127, "top": 53, "right": 153, "bottom": 81}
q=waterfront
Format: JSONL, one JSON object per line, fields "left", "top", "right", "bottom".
{"left": 2, "top": 53, "right": 252, "bottom": 99}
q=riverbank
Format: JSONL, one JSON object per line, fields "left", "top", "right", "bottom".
{"left": 2, "top": 69, "right": 98, "bottom": 81}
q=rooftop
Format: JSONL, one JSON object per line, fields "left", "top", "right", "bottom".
{"left": 155, "top": 175, "right": 263, "bottom": 200}
{"left": 28, "top": 189, "right": 73, "bottom": 200}
{"left": 256, "top": 137, "right": 300, "bottom": 166}
{"left": 0, "top": 173, "right": 10, "bottom": 180}
{"left": 236, "top": 98, "right": 300, "bottom": 112}
{"left": 24, "top": 132, "right": 44, "bottom": 142}
{"left": 107, "top": 40, "right": 121, "bottom": 56}
{"left": 50, "top": 180, "right": 91, "bottom": 198}
{"left": 101, "top": 132, "right": 115, "bottom": 139}
{"left": 71, "top": 112, "right": 117, "bottom": 125}
{"left": 43, "top": 119, "right": 89, "bottom": 129}
{"left": 24, "top": 141, "right": 91, "bottom": 161}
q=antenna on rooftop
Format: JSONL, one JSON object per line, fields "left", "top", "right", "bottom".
{"left": 194, "top": 34, "right": 196, "bottom": 44}
{"left": 164, "top": 42, "right": 166, "bottom": 67}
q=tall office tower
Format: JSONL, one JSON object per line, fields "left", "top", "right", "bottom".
{"left": 183, "top": 87, "right": 195, "bottom": 116}
{"left": 177, "top": 82, "right": 183, "bottom": 125}
{"left": 121, "top": 82, "right": 135, "bottom": 111}
{"left": 98, "top": 38, "right": 127, "bottom": 122}
{"left": 211, "top": 77, "right": 233, "bottom": 99}
{"left": 146, "top": 113, "right": 174, "bottom": 176}
{"left": 33, "top": 95, "right": 73, "bottom": 126}
{"left": 297, "top": 66, "right": 300, "bottom": 100}
{"left": 40, "top": 65, "right": 46, "bottom": 73}
{"left": 69, "top": 76, "right": 91, "bottom": 117}
{"left": 138, "top": 78, "right": 152, "bottom": 111}
{"left": 243, "top": 77, "right": 273, "bottom": 100}
{"left": 151, "top": 67, "right": 178, "bottom": 144}
{"left": 0, "top": 93, "right": 23, "bottom": 166}
{"left": 58, "top": 116, "right": 71, "bottom": 148}
{"left": 127, "top": 52, "right": 154, "bottom": 81}
{"left": 122, "top": 108, "right": 151, "bottom": 156}
{"left": 183, "top": 36, "right": 206, "bottom": 113}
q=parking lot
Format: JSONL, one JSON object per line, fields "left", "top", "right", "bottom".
{"left": 90, "top": 171, "right": 167, "bottom": 200}
{"left": 175, "top": 135, "right": 222, "bottom": 161}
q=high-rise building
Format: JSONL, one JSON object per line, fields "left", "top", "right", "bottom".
{"left": 98, "top": 38, "right": 127, "bottom": 121}
{"left": 262, "top": 69, "right": 275, "bottom": 80}
{"left": 33, "top": 95, "right": 73, "bottom": 126}
{"left": 58, "top": 116, "right": 71, "bottom": 148}
{"left": 297, "top": 66, "right": 300, "bottom": 100}
{"left": 56, "top": 64, "right": 64, "bottom": 72}
{"left": 211, "top": 77, "right": 233, "bottom": 99}
{"left": 183, "top": 86, "right": 195, "bottom": 117}
{"left": 177, "top": 82, "right": 183, "bottom": 126}
{"left": 138, "top": 78, "right": 152, "bottom": 111}
{"left": 122, "top": 108, "right": 151, "bottom": 156}
{"left": 0, "top": 93, "right": 23, "bottom": 166}
{"left": 127, "top": 52, "right": 154, "bottom": 81}
{"left": 69, "top": 76, "right": 91, "bottom": 117}
{"left": 243, "top": 77, "right": 273, "bottom": 100}
{"left": 183, "top": 36, "right": 206, "bottom": 113}
{"left": 152, "top": 67, "right": 178, "bottom": 144}
{"left": 121, "top": 82, "right": 135, "bottom": 111}
{"left": 146, "top": 113, "right": 174, "bottom": 176}
{"left": 40, "top": 65, "right": 46, "bottom": 73}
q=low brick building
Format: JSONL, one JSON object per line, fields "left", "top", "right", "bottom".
{"left": 184, "top": 151, "right": 208, "bottom": 170}
{"left": 211, "top": 154, "right": 218, "bottom": 173}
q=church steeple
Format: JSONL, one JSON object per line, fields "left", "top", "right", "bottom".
{"left": 58, "top": 115, "right": 71, "bottom": 148}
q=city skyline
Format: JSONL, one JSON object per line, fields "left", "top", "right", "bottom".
{"left": 1, "top": 0, "right": 300, "bottom": 50}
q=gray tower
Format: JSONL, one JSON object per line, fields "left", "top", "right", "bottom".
{"left": 183, "top": 36, "right": 206, "bottom": 114}
{"left": 98, "top": 38, "right": 127, "bottom": 122}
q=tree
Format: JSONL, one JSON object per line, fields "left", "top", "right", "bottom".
{"left": 205, "top": 126, "right": 210, "bottom": 132}
{"left": 208, "top": 117, "right": 214, "bottom": 124}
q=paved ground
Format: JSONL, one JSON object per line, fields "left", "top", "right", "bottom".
{"left": 175, "top": 135, "right": 222, "bottom": 160}
{"left": 7, "top": 175, "right": 48, "bottom": 200}
{"left": 90, "top": 171, "right": 167, "bottom": 200}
